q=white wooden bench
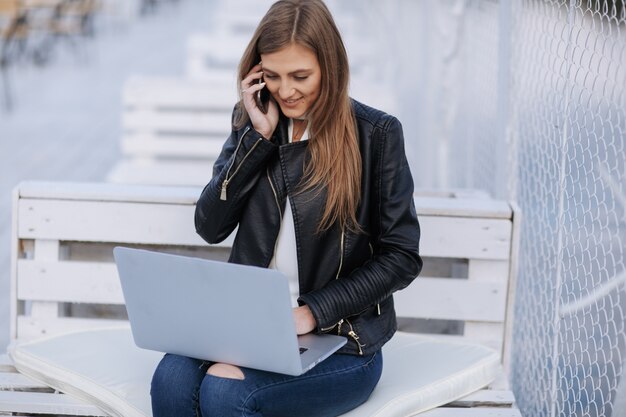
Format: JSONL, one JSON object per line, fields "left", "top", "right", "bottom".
{"left": 1, "top": 181, "right": 520, "bottom": 416}
{"left": 107, "top": 75, "right": 237, "bottom": 186}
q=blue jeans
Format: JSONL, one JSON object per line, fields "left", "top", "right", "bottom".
{"left": 151, "top": 350, "right": 382, "bottom": 417}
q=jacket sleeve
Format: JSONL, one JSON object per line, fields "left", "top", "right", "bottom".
{"left": 298, "top": 115, "right": 423, "bottom": 330}
{"left": 194, "top": 109, "right": 278, "bottom": 244}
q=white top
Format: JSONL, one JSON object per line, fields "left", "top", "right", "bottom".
{"left": 269, "top": 119, "right": 310, "bottom": 307}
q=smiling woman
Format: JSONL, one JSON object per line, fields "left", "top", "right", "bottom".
{"left": 151, "top": 1, "right": 422, "bottom": 416}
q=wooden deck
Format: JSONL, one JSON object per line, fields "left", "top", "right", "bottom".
{"left": 0, "top": 0, "right": 214, "bottom": 353}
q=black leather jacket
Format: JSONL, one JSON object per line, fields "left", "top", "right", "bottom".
{"left": 195, "top": 99, "right": 422, "bottom": 355}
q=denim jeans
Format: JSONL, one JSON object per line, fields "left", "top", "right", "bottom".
{"left": 151, "top": 350, "right": 382, "bottom": 417}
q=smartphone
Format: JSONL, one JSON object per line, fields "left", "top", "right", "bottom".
{"left": 255, "top": 76, "right": 270, "bottom": 114}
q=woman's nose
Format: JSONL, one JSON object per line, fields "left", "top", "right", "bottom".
{"left": 278, "top": 82, "right": 295, "bottom": 98}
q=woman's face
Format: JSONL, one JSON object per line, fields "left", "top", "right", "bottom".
{"left": 260, "top": 43, "right": 322, "bottom": 119}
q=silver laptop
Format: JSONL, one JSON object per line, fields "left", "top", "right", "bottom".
{"left": 113, "top": 247, "right": 346, "bottom": 376}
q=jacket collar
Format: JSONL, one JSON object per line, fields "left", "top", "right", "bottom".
{"left": 275, "top": 112, "right": 290, "bottom": 146}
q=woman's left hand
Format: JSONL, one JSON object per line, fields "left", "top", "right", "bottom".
{"left": 293, "top": 305, "right": 317, "bottom": 335}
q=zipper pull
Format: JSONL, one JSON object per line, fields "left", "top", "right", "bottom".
{"left": 348, "top": 330, "right": 365, "bottom": 355}
{"left": 220, "top": 180, "right": 229, "bottom": 201}
{"left": 345, "top": 319, "right": 365, "bottom": 355}
{"left": 320, "top": 318, "right": 343, "bottom": 333}
{"left": 337, "top": 319, "right": 344, "bottom": 335}
{"left": 377, "top": 304, "right": 381, "bottom": 316}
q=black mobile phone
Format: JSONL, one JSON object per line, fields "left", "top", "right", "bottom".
{"left": 255, "top": 77, "right": 270, "bottom": 114}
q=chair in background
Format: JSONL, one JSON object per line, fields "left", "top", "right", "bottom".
{"left": 50, "top": 0, "right": 99, "bottom": 37}
{"left": 0, "top": 0, "right": 27, "bottom": 110}
{"left": 27, "top": 0, "right": 99, "bottom": 64}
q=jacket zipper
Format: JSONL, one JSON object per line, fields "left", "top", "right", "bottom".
{"left": 221, "top": 127, "right": 261, "bottom": 201}
{"left": 345, "top": 318, "right": 366, "bottom": 355}
{"left": 369, "top": 242, "right": 381, "bottom": 316}
{"left": 319, "top": 230, "right": 345, "bottom": 333}
{"left": 322, "top": 229, "right": 365, "bottom": 355}
{"left": 336, "top": 230, "right": 345, "bottom": 280}
{"left": 317, "top": 230, "right": 367, "bottom": 355}
{"left": 266, "top": 168, "right": 283, "bottom": 222}
{"left": 267, "top": 168, "right": 283, "bottom": 265}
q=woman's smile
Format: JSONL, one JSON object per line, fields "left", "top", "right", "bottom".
{"left": 280, "top": 97, "right": 304, "bottom": 108}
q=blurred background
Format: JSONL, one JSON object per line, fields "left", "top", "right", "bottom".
{"left": 1, "top": 0, "right": 625, "bottom": 416}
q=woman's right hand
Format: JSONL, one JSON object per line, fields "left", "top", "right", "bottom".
{"left": 241, "top": 63, "right": 279, "bottom": 140}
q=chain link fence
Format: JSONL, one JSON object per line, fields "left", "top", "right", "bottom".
{"left": 356, "top": 0, "right": 626, "bottom": 415}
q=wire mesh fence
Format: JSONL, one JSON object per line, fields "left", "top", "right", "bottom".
{"left": 365, "top": 0, "right": 626, "bottom": 415}
{"left": 510, "top": 3, "right": 625, "bottom": 416}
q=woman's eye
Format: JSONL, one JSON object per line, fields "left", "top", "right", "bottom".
{"left": 264, "top": 75, "right": 278, "bottom": 80}
{"left": 294, "top": 76, "right": 308, "bottom": 81}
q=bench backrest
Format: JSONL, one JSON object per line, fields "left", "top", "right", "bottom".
{"left": 121, "top": 76, "right": 236, "bottom": 162}
{"left": 10, "top": 181, "right": 519, "bottom": 372}
{"left": 186, "top": 33, "right": 247, "bottom": 80}
{"left": 107, "top": 76, "right": 238, "bottom": 186}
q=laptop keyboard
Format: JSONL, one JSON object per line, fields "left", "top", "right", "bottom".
{"left": 299, "top": 347, "right": 308, "bottom": 354}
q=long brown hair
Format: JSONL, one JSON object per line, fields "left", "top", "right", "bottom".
{"left": 236, "top": 0, "right": 362, "bottom": 234}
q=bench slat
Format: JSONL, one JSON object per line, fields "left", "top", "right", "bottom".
{"left": 420, "top": 408, "right": 521, "bottom": 416}
{"left": 0, "top": 372, "right": 53, "bottom": 392}
{"left": 16, "top": 317, "right": 129, "bottom": 341}
{"left": 15, "top": 182, "right": 510, "bottom": 217}
{"left": 186, "top": 36, "right": 243, "bottom": 67}
{"left": 123, "top": 111, "right": 232, "bottom": 135}
{"left": 0, "top": 390, "right": 108, "bottom": 416}
{"left": 122, "top": 134, "right": 225, "bottom": 159}
{"left": 107, "top": 161, "right": 214, "bottom": 186}
{"left": 16, "top": 181, "right": 201, "bottom": 204}
{"left": 0, "top": 354, "right": 16, "bottom": 372}
{"left": 398, "top": 332, "right": 504, "bottom": 355}
{"left": 419, "top": 216, "right": 512, "bottom": 260}
{"left": 186, "top": 62, "right": 238, "bottom": 83}
{"left": 420, "top": 407, "right": 522, "bottom": 417}
{"left": 394, "top": 277, "right": 507, "bottom": 322}
{"left": 19, "top": 198, "right": 508, "bottom": 258}
{"left": 18, "top": 199, "right": 209, "bottom": 246}
{"left": 450, "top": 389, "right": 516, "bottom": 407}
{"left": 124, "top": 84, "right": 236, "bottom": 108}
{"left": 18, "top": 260, "right": 123, "bottom": 304}
{"left": 413, "top": 197, "right": 511, "bottom": 219}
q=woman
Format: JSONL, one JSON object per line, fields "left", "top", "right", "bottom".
{"left": 151, "top": 0, "right": 422, "bottom": 416}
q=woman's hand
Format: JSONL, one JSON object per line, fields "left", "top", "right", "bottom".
{"left": 241, "top": 63, "right": 279, "bottom": 140}
{"left": 293, "top": 305, "right": 317, "bottom": 335}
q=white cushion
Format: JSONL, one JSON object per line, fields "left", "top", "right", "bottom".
{"left": 9, "top": 326, "right": 162, "bottom": 417}
{"left": 9, "top": 328, "right": 500, "bottom": 417}
{"left": 341, "top": 332, "right": 501, "bottom": 416}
